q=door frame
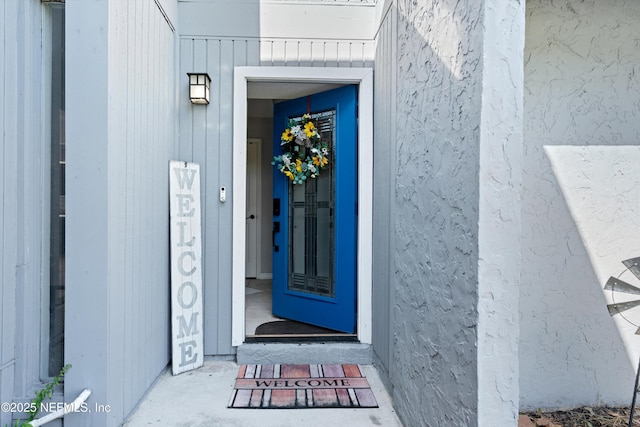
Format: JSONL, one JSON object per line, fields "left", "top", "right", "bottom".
{"left": 231, "top": 67, "right": 373, "bottom": 346}
{"left": 245, "top": 138, "right": 261, "bottom": 279}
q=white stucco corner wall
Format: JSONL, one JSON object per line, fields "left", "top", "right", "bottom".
{"left": 478, "top": 0, "right": 524, "bottom": 425}
{"left": 521, "top": 0, "right": 640, "bottom": 409}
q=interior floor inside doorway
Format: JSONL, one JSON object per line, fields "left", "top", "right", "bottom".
{"left": 245, "top": 279, "right": 356, "bottom": 341}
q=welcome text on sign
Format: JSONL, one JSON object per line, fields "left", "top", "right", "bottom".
{"left": 170, "top": 161, "right": 204, "bottom": 375}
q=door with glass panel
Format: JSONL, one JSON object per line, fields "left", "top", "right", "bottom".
{"left": 271, "top": 85, "right": 357, "bottom": 333}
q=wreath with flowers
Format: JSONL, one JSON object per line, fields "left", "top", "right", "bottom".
{"left": 271, "top": 114, "right": 330, "bottom": 185}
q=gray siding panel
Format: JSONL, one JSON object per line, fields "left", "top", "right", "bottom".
{"left": 179, "top": 38, "right": 195, "bottom": 161}
{"left": 66, "top": 0, "right": 112, "bottom": 422}
{"left": 0, "top": 1, "right": 16, "bottom": 424}
{"left": 216, "top": 39, "right": 235, "bottom": 354}
{"left": 18, "top": 0, "right": 44, "bottom": 399}
{"left": 65, "top": 1, "right": 176, "bottom": 425}
{"left": 204, "top": 39, "right": 223, "bottom": 354}
{"left": 372, "top": 3, "right": 396, "bottom": 383}
{"left": 1, "top": 2, "right": 47, "bottom": 424}
{"left": 1, "top": 0, "right": 19, "bottom": 374}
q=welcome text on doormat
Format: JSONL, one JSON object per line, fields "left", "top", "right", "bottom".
{"left": 229, "top": 364, "right": 378, "bottom": 409}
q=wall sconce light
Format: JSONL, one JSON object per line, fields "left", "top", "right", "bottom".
{"left": 187, "top": 73, "right": 211, "bottom": 105}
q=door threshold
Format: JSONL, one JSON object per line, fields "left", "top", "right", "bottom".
{"left": 236, "top": 342, "right": 372, "bottom": 365}
{"left": 244, "top": 334, "right": 358, "bottom": 344}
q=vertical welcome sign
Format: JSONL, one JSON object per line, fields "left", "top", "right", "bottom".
{"left": 169, "top": 161, "right": 204, "bottom": 375}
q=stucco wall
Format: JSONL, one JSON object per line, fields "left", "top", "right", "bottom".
{"left": 374, "top": 1, "right": 523, "bottom": 424}
{"left": 521, "top": 0, "right": 640, "bottom": 409}
{"left": 392, "top": 0, "right": 483, "bottom": 424}
{"left": 477, "top": 1, "right": 524, "bottom": 424}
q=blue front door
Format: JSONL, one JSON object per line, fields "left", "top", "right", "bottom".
{"left": 271, "top": 85, "right": 357, "bottom": 333}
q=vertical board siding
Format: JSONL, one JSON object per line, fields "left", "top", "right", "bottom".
{"left": 65, "top": 1, "right": 176, "bottom": 425}
{"left": 119, "top": 0, "right": 133, "bottom": 412}
{"left": 216, "top": 38, "right": 235, "bottom": 353}
{"left": 0, "top": 1, "right": 16, "bottom": 425}
{"left": 1, "top": 2, "right": 46, "bottom": 424}
{"left": 16, "top": 0, "right": 44, "bottom": 398}
{"left": 66, "top": 1, "right": 112, "bottom": 424}
{"left": 179, "top": 37, "right": 374, "bottom": 355}
{"left": 372, "top": 4, "right": 395, "bottom": 381}
{"left": 179, "top": 38, "right": 195, "bottom": 161}
{"left": 115, "top": 0, "right": 176, "bottom": 419}
{"left": 205, "top": 39, "right": 222, "bottom": 353}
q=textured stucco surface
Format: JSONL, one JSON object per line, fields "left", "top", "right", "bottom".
{"left": 392, "top": 0, "right": 483, "bottom": 425}
{"left": 477, "top": 1, "right": 524, "bottom": 425}
{"left": 521, "top": 0, "right": 640, "bottom": 409}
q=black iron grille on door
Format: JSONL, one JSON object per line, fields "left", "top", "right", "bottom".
{"left": 288, "top": 110, "right": 336, "bottom": 298}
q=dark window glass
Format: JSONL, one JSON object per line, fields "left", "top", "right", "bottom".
{"left": 48, "top": 4, "right": 65, "bottom": 377}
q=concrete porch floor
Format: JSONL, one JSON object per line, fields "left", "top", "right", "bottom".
{"left": 123, "top": 360, "right": 403, "bottom": 427}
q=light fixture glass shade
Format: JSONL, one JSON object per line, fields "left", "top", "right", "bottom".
{"left": 187, "top": 73, "right": 211, "bottom": 105}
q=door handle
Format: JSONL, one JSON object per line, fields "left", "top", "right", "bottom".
{"left": 272, "top": 221, "right": 280, "bottom": 252}
{"left": 246, "top": 214, "right": 255, "bottom": 219}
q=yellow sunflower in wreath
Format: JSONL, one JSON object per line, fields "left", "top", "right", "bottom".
{"left": 271, "top": 114, "right": 330, "bottom": 185}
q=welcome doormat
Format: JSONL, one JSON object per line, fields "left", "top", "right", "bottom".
{"left": 228, "top": 364, "right": 378, "bottom": 409}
